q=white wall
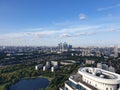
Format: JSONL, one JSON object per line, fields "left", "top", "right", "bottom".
{"left": 65, "top": 83, "right": 74, "bottom": 90}
{"left": 82, "top": 75, "right": 117, "bottom": 90}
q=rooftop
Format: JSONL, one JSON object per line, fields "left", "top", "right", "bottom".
{"left": 78, "top": 67, "right": 120, "bottom": 84}
{"left": 69, "top": 73, "right": 98, "bottom": 90}
{"left": 80, "top": 67, "right": 117, "bottom": 79}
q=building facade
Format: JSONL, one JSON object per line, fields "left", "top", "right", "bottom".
{"left": 62, "top": 67, "right": 120, "bottom": 90}
{"left": 58, "top": 42, "right": 72, "bottom": 52}
{"left": 114, "top": 46, "right": 118, "bottom": 57}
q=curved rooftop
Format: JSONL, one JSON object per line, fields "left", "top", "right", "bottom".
{"left": 78, "top": 67, "right": 120, "bottom": 84}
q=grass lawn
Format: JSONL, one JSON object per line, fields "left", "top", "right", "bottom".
{"left": 0, "top": 83, "right": 10, "bottom": 90}
{"left": 39, "top": 75, "right": 53, "bottom": 81}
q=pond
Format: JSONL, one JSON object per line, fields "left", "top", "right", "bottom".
{"left": 9, "top": 78, "right": 49, "bottom": 90}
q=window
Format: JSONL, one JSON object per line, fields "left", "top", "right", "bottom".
{"left": 117, "top": 84, "right": 119, "bottom": 89}
{"left": 90, "top": 81, "right": 91, "bottom": 84}
{"left": 65, "top": 87, "right": 68, "bottom": 90}
{"left": 95, "top": 84, "right": 97, "bottom": 87}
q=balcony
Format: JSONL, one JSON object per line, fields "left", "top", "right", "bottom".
{"left": 69, "top": 74, "right": 98, "bottom": 90}
{"left": 65, "top": 80, "right": 86, "bottom": 90}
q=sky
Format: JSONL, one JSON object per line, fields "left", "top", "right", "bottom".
{"left": 0, "top": 0, "right": 120, "bottom": 46}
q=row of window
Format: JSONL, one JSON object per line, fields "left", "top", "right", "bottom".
{"left": 66, "top": 81, "right": 86, "bottom": 90}
{"left": 84, "top": 78, "right": 114, "bottom": 90}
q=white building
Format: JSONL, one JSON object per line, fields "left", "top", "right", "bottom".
{"left": 51, "top": 61, "right": 58, "bottom": 72}
{"left": 62, "top": 67, "right": 120, "bottom": 90}
{"left": 97, "top": 63, "right": 109, "bottom": 70}
{"left": 46, "top": 61, "right": 50, "bottom": 66}
{"left": 51, "top": 65, "right": 58, "bottom": 72}
{"left": 85, "top": 60, "right": 95, "bottom": 64}
{"left": 35, "top": 64, "right": 43, "bottom": 70}
{"left": 60, "top": 60, "right": 77, "bottom": 65}
{"left": 43, "top": 61, "right": 50, "bottom": 71}
{"left": 114, "top": 46, "right": 118, "bottom": 57}
{"left": 109, "top": 66, "right": 115, "bottom": 72}
{"left": 42, "top": 61, "right": 59, "bottom": 72}
{"left": 43, "top": 65, "right": 50, "bottom": 71}
{"left": 51, "top": 61, "right": 58, "bottom": 66}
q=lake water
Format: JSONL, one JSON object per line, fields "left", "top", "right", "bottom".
{"left": 9, "top": 78, "right": 49, "bottom": 90}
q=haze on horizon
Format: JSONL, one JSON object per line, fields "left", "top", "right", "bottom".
{"left": 0, "top": 0, "right": 120, "bottom": 46}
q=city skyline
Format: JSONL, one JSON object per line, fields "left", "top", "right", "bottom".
{"left": 0, "top": 0, "right": 120, "bottom": 46}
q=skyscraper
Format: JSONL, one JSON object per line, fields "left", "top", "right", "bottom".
{"left": 58, "top": 42, "right": 72, "bottom": 52}
{"left": 114, "top": 45, "right": 118, "bottom": 57}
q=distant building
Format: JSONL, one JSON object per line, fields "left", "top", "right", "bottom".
{"left": 102, "top": 64, "right": 109, "bottom": 70}
{"left": 51, "top": 61, "right": 58, "bottom": 66}
{"left": 51, "top": 61, "right": 59, "bottom": 72}
{"left": 109, "top": 66, "right": 115, "bottom": 72}
{"left": 97, "top": 63, "right": 102, "bottom": 69}
{"left": 114, "top": 45, "right": 118, "bottom": 57}
{"left": 95, "top": 51, "right": 101, "bottom": 57}
{"left": 43, "top": 61, "right": 50, "bottom": 71}
{"left": 82, "top": 49, "right": 91, "bottom": 56}
{"left": 46, "top": 61, "right": 50, "bottom": 66}
{"left": 36, "top": 61, "right": 59, "bottom": 72}
{"left": 51, "top": 65, "right": 58, "bottom": 72}
{"left": 85, "top": 60, "right": 95, "bottom": 64}
{"left": 35, "top": 64, "right": 43, "bottom": 70}
{"left": 42, "top": 61, "right": 59, "bottom": 72}
{"left": 97, "top": 63, "right": 115, "bottom": 72}
{"left": 58, "top": 42, "right": 72, "bottom": 52}
{"left": 60, "top": 60, "right": 77, "bottom": 65}
{"left": 97, "top": 63, "right": 109, "bottom": 70}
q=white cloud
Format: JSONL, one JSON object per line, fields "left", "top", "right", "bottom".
{"left": 97, "top": 3, "right": 120, "bottom": 11}
{"left": 60, "top": 34, "right": 71, "bottom": 38}
{"left": 79, "top": 13, "right": 86, "bottom": 20}
{"left": 0, "top": 25, "right": 119, "bottom": 42}
{"left": 0, "top": 32, "right": 27, "bottom": 39}
{"left": 77, "top": 32, "right": 97, "bottom": 36}
{"left": 26, "top": 31, "right": 56, "bottom": 38}
{"left": 106, "top": 29, "right": 118, "bottom": 32}
{"left": 59, "top": 27, "right": 119, "bottom": 38}
{"left": 107, "top": 14, "right": 113, "bottom": 17}
{"left": 60, "top": 25, "right": 100, "bottom": 33}
{"left": 0, "top": 25, "right": 101, "bottom": 40}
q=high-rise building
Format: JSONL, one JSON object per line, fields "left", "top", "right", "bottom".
{"left": 114, "top": 45, "right": 118, "bottom": 57}
{"left": 63, "top": 42, "right": 68, "bottom": 51}
{"left": 58, "top": 42, "right": 63, "bottom": 51}
{"left": 58, "top": 42, "right": 72, "bottom": 52}
{"left": 43, "top": 61, "right": 50, "bottom": 71}
{"left": 82, "top": 49, "right": 90, "bottom": 56}
{"left": 61, "top": 67, "right": 120, "bottom": 90}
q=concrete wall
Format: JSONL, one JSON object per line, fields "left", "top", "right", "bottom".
{"left": 82, "top": 75, "right": 117, "bottom": 90}
{"left": 35, "top": 64, "right": 43, "bottom": 70}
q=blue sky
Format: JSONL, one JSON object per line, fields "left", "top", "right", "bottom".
{"left": 0, "top": 0, "right": 120, "bottom": 46}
